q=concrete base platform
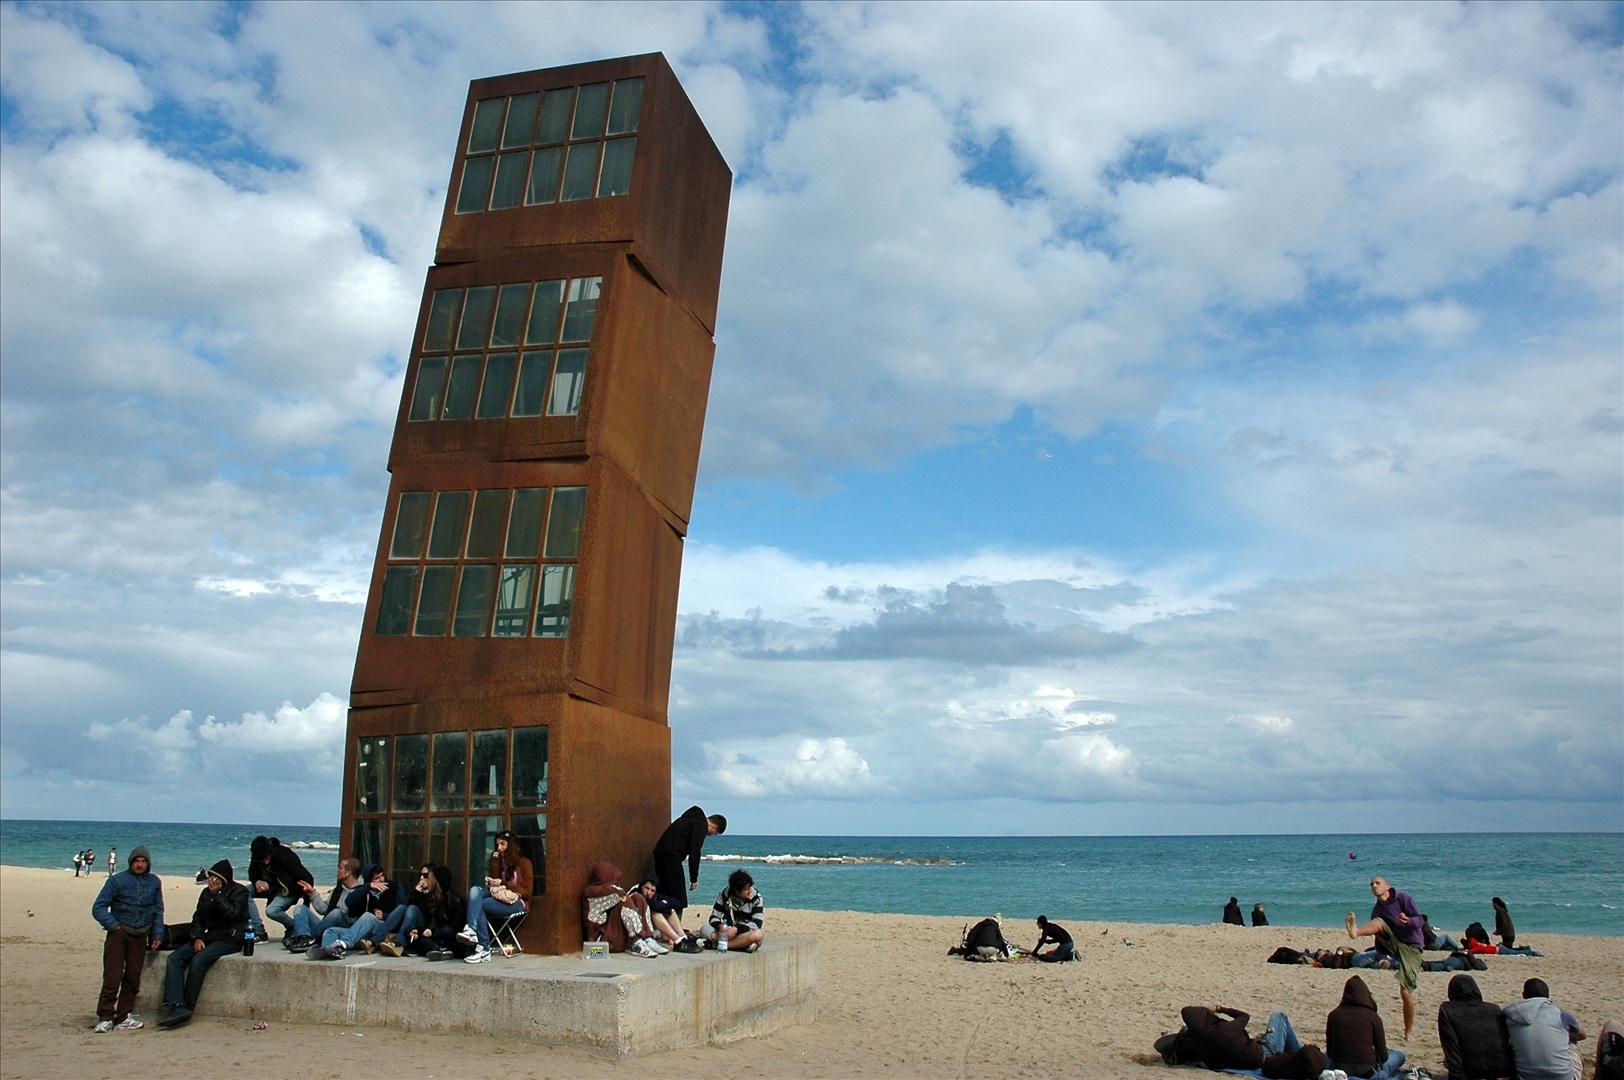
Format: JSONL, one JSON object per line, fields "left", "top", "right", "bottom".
{"left": 146, "top": 938, "right": 815, "bottom": 1058}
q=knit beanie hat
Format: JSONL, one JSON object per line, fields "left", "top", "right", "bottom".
{"left": 129, "top": 845, "right": 152, "bottom": 869}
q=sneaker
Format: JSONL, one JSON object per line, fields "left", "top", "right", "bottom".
{"left": 425, "top": 947, "right": 453, "bottom": 961}
{"left": 93, "top": 1019, "right": 115, "bottom": 1033}
{"left": 378, "top": 940, "right": 404, "bottom": 957}
{"left": 113, "top": 1016, "right": 144, "bottom": 1031}
{"left": 465, "top": 947, "right": 492, "bottom": 963}
{"left": 306, "top": 944, "right": 327, "bottom": 959}
{"left": 648, "top": 938, "right": 670, "bottom": 954}
{"left": 630, "top": 938, "right": 658, "bottom": 958}
{"left": 743, "top": 941, "right": 759, "bottom": 953}
{"left": 322, "top": 943, "right": 346, "bottom": 960}
{"left": 455, "top": 925, "right": 478, "bottom": 944}
{"left": 358, "top": 940, "right": 376, "bottom": 954}
{"left": 156, "top": 1006, "right": 193, "bottom": 1029}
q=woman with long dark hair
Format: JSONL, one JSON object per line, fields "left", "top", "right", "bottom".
{"left": 456, "top": 832, "right": 532, "bottom": 963}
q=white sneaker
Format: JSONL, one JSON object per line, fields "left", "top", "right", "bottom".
{"left": 93, "top": 1020, "right": 114, "bottom": 1033}
{"left": 630, "top": 938, "right": 658, "bottom": 957}
{"left": 113, "top": 1017, "right": 143, "bottom": 1031}
{"left": 465, "top": 947, "right": 492, "bottom": 963}
{"left": 648, "top": 938, "right": 670, "bottom": 954}
{"left": 455, "top": 926, "right": 478, "bottom": 944}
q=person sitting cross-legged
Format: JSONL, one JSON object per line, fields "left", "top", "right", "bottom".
{"left": 699, "top": 869, "right": 764, "bottom": 953}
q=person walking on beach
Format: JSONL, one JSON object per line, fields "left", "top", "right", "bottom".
{"left": 1492, "top": 897, "right": 1516, "bottom": 950}
{"left": 158, "top": 860, "right": 249, "bottom": 1029}
{"left": 85, "top": 848, "right": 95, "bottom": 873}
{"left": 74, "top": 850, "right": 84, "bottom": 877}
{"left": 90, "top": 844, "right": 164, "bottom": 1032}
{"left": 1031, "top": 915, "right": 1076, "bottom": 962}
{"left": 107, "top": 848, "right": 117, "bottom": 876}
{"left": 651, "top": 806, "right": 725, "bottom": 925}
{"left": 1345, "top": 876, "right": 1423, "bottom": 1039}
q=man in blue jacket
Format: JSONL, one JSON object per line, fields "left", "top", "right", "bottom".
{"left": 90, "top": 844, "right": 164, "bottom": 1032}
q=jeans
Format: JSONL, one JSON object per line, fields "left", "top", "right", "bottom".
{"left": 366, "top": 906, "right": 409, "bottom": 944}
{"left": 163, "top": 941, "right": 239, "bottom": 1009}
{"left": 466, "top": 887, "right": 525, "bottom": 948}
{"left": 1257, "top": 1011, "right": 1302, "bottom": 1058}
{"left": 262, "top": 892, "right": 300, "bottom": 933}
{"left": 243, "top": 897, "right": 266, "bottom": 940}
{"left": 291, "top": 905, "right": 350, "bottom": 940}
{"left": 1428, "top": 934, "right": 1461, "bottom": 952}
{"left": 321, "top": 912, "right": 380, "bottom": 950}
{"left": 1036, "top": 941, "right": 1075, "bottom": 963}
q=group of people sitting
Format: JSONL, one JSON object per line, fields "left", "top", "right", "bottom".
{"left": 582, "top": 862, "right": 765, "bottom": 957}
{"left": 1224, "top": 897, "right": 1269, "bottom": 927}
{"left": 1158, "top": 975, "right": 1593, "bottom": 1080}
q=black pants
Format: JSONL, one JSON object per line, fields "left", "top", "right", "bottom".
{"left": 98, "top": 927, "right": 149, "bottom": 1020}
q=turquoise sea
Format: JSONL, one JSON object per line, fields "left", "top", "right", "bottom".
{"left": 3, "top": 821, "right": 1618, "bottom": 937}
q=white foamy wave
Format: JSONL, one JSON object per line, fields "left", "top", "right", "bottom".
{"left": 285, "top": 840, "right": 340, "bottom": 850}
{"left": 702, "top": 852, "right": 955, "bottom": 866}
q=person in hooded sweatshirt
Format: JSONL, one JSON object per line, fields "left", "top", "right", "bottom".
{"left": 1222, "top": 897, "right": 1245, "bottom": 925}
{"left": 1325, "top": 974, "right": 1406, "bottom": 1079}
{"left": 1491, "top": 897, "right": 1516, "bottom": 950}
{"left": 90, "top": 844, "right": 164, "bottom": 1032}
{"left": 158, "top": 860, "right": 248, "bottom": 1029}
{"left": 1437, "top": 973, "right": 1517, "bottom": 1080}
{"left": 1505, "top": 978, "right": 1585, "bottom": 1080}
{"left": 651, "top": 806, "right": 726, "bottom": 925}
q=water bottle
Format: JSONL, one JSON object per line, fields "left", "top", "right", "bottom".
{"left": 242, "top": 929, "right": 255, "bottom": 956}
{"left": 717, "top": 933, "right": 728, "bottom": 953}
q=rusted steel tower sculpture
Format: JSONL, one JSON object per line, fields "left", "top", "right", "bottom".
{"left": 341, "top": 53, "right": 730, "bottom": 953}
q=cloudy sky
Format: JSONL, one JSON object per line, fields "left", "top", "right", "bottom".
{"left": 2, "top": 1, "right": 1619, "bottom": 835}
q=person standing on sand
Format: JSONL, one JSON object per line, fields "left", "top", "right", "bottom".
{"left": 1492, "top": 897, "right": 1516, "bottom": 950}
{"left": 90, "top": 844, "right": 164, "bottom": 1032}
{"left": 74, "top": 850, "right": 84, "bottom": 877}
{"left": 1345, "top": 875, "right": 1423, "bottom": 1039}
{"left": 651, "top": 806, "right": 725, "bottom": 925}
{"left": 107, "top": 848, "right": 117, "bottom": 876}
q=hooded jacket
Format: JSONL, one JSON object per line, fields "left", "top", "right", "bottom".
{"left": 653, "top": 805, "right": 711, "bottom": 886}
{"left": 1437, "top": 975, "right": 1516, "bottom": 1080}
{"left": 191, "top": 859, "right": 251, "bottom": 947}
{"left": 582, "top": 861, "right": 630, "bottom": 951}
{"left": 1493, "top": 903, "right": 1515, "bottom": 949}
{"left": 1179, "top": 1006, "right": 1264, "bottom": 1070}
{"left": 1504, "top": 996, "right": 1577, "bottom": 1080}
{"left": 249, "top": 836, "right": 314, "bottom": 899}
{"left": 1325, "top": 975, "right": 1388, "bottom": 1077}
{"left": 92, "top": 844, "right": 165, "bottom": 942}
{"left": 1222, "top": 897, "right": 1244, "bottom": 925}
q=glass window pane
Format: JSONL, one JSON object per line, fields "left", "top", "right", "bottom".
{"left": 468, "top": 98, "right": 506, "bottom": 153}
{"left": 546, "top": 348, "right": 586, "bottom": 416}
{"left": 472, "top": 730, "right": 507, "bottom": 810}
{"left": 355, "top": 736, "right": 390, "bottom": 814}
{"left": 431, "top": 731, "right": 468, "bottom": 811}
{"left": 414, "top": 565, "right": 455, "bottom": 635}
{"left": 374, "top": 567, "right": 417, "bottom": 635}
{"left": 535, "top": 563, "right": 576, "bottom": 638}
{"left": 493, "top": 564, "right": 535, "bottom": 637}
{"left": 390, "top": 491, "right": 433, "bottom": 559}
{"left": 424, "top": 289, "right": 463, "bottom": 352}
{"left": 466, "top": 489, "right": 508, "bottom": 558}
{"left": 390, "top": 817, "right": 426, "bottom": 883}
{"left": 453, "top": 564, "right": 497, "bottom": 637}
{"left": 502, "top": 91, "right": 539, "bottom": 148}
{"left": 468, "top": 816, "right": 503, "bottom": 891}
{"left": 545, "top": 487, "right": 586, "bottom": 557}
{"left": 457, "top": 285, "right": 497, "bottom": 350}
{"left": 536, "top": 87, "right": 573, "bottom": 143}
{"left": 475, "top": 353, "right": 517, "bottom": 419}
{"left": 524, "top": 146, "right": 563, "bottom": 205}
{"left": 427, "top": 816, "right": 465, "bottom": 878}
{"left": 408, "top": 356, "right": 448, "bottom": 422}
{"left": 392, "top": 733, "right": 428, "bottom": 813}
{"left": 512, "top": 352, "right": 551, "bottom": 416}
{"left": 560, "top": 143, "right": 600, "bottom": 202}
{"left": 441, "top": 356, "right": 481, "bottom": 420}
{"left": 572, "top": 81, "right": 610, "bottom": 139}
{"left": 505, "top": 488, "right": 547, "bottom": 557}
{"left": 427, "top": 491, "right": 471, "bottom": 558}
{"left": 490, "top": 284, "right": 531, "bottom": 347}
{"left": 352, "top": 818, "right": 385, "bottom": 872}
{"left": 607, "top": 77, "right": 644, "bottom": 135}
{"left": 597, "top": 137, "right": 634, "bottom": 197}
{"left": 525, "top": 280, "right": 565, "bottom": 345}
{"left": 455, "top": 156, "right": 495, "bottom": 215}
{"left": 511, "top": 813, "right": 545, "bottom": 896}
{"left": 489, "top": 152, "right": 528, "bottom": 210}
{"left": 561, "top": 276, "right": 601, "bottom": 341}
{"left": 512, "top": 726, "right": 549, "bottom": 808}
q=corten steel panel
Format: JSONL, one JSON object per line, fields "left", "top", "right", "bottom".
{"left": 339, "top": 693, "right": 671, "bottom": 956}
{"left": 435, "top": 53, "right": 731, "bottom": 334}
{"left": 352, "top": 457, "right": 682, "bottom": 719}
{"left": 388, "top": 247, "right": 715, "bottom": 527}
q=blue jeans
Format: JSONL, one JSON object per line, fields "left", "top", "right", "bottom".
{"left": 164, "top": 941, "right": 239, "bottom": 1009}
{"left": 1429, "top": 934, "right": 1461, "bottom": 952}
{"left": 244, "top": 897, "right": 266, "bottom": 940}
{"left": 1257, "top": 1011, "right": 1301, "bottom": 1058}
{"left": 466, "top": 887, "right": 525, "bottom": 948}
{"left": 321, "top": 912, "right": 380, "bottom": 950}
{"left": 291, "top": 905, "right": 350, "bottom": 940}
{"left": 366, "top": 906, "right": 408, "bottom": 944}
{"left": 262, "top": 892, "right": 300, "bottom": 933}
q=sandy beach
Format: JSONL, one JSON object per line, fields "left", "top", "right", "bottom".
{"left": 4, "top": 864, "right": 1620, "bottom": 1079}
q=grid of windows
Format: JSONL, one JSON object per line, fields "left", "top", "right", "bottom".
{"left": 375, "top": 485, "right": 585, "bottom": 639}
{"left": 456, "top": 77, "right": 644, "bottom": 214}
{"left": 410, "top": 275, "right": 601, "bottom": 423}
{"left": 352, "top": 727, "right": 548, "bottom": 894}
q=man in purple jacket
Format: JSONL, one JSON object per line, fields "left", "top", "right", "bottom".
{"left": 1346, "top": 876, "right": 1423, "bottom": 1039}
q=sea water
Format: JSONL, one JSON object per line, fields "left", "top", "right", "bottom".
{"left": 3, "top": 821, "right": 1618, "bottom": 936}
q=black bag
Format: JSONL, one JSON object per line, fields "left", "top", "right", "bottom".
{"left": 1267, "top": 946, "right": 1304, "bottom": 965}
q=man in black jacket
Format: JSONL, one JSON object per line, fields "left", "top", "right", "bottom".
{"left": 249, "top": 835, "right": 315, "bottom": 940}
{"left": 158, "top": 860, "right": 249, "bottom": 1029}
{"left": 652, "top": 806, "right": 725, "bottom": 924}
{"left": 1437, "top": 973, "right": 1517, "bottom": 1079}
